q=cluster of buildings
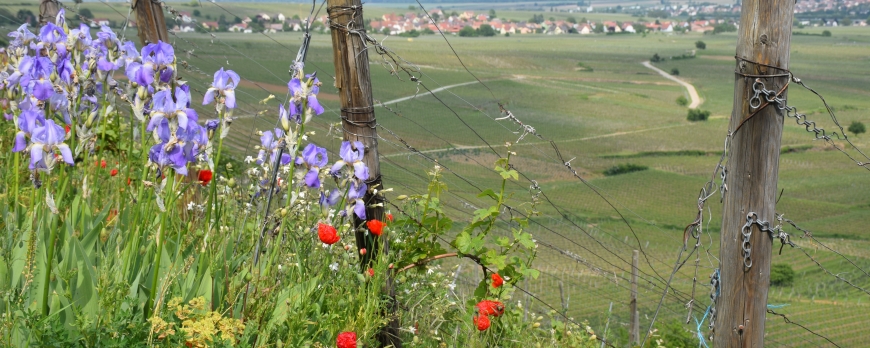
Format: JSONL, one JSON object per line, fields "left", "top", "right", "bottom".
{"left": 368, "top": 10, "right": 737, "bottom": 36}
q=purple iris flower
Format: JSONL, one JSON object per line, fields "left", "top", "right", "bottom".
{"left": 178, "top": 122, "right": 208, "bottom": 162}
{"left": 38, "top": 23, "right": 67, "bottom": 45}
{"left": 49, "top": 91, "right": 71, "bottom": 125}
{"left": 13, "top": 109, "right": 45, "bottom": 152}
{"left": 149, "top": 142, "right": 188, "bottom": 176}
{"left": 347, "top": 180, "right": 367, "bottom": 219}
{"left": 148, "top": 87, "right": 195, "bottom": 131}
{"left": 8, "top": 24, "right": 37, "bottom": 49}
{"left": 279, "top": 102, "right": 300, "bottom": 131}
{"left": 69, "top": 23, "right": 92, "bottom": 51}
{"left": 288, "top": 74, "right": 324, "bottom": 117}
{"left": 298, "top": 143, "right": 328, "bottom": 188}
{"left": 16, "top": 56, "right": 54, "bottom": 101}
{"left": 29, "top": 119, "right": 74, "bottom": 169}
{"left": 56, "top": 55, "right": 75, "bottom": 86}
{"left": 121, "top": 41, "right": 139, "bottom": 66}
{"left": 96, "top": 25, "right": 120, "bottom": 49}
{"left": 203, "top": 68, "right": 239, "bottom": 109}
{"left": 329, "top": 141, "right": 369, "bottom": 181}
{"left": 256, "top": 129, "right": 293, "bottom": 166}
{"left": 126, "top": 40, "right": 174, "bottom": 86}
{"left": 97, "top": 46, "right": 123, "bottom": 72}
{"left": 320, "top": 188, "right": 341, "bottom": 208}
{"left": 205, "top": 119, "right": 220, "bottom": 139}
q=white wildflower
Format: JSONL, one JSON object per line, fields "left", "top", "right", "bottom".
{"left": 187, "top": 201, "right": 196, "bottom": 211}
{"left": 244, "top": 156, "right": 255, "bottom": 163}
{"left": 330, "top": 262, "right": 339, "bottom": 272}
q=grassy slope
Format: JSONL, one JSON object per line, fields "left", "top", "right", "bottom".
{"left": 4, "top": 1, "right": 870, "bottom": 345}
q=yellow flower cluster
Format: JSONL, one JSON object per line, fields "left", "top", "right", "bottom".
{"left": 150, "top": 297, "right": 245, "bottom": 347}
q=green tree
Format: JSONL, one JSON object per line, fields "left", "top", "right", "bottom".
{"left": 459, "top": 25, "right": 477, "bottom": 37}
{"left": 651, "top": 53, "right": 662, "bottom": 62}
{"left": 78, "top": 8, "right": 94, "bottom": 19}
{"left": 770, "top": 263, "right": 795, "bottom": 287}
{"left": 695, "top": 40, "right": 706, "bottom": 49}
{"left": 822, "top": 30, "right": 832, "bottom": 37}
{"left": 567, "top": 16, "right": 577, "bottom": 24}
{"left": 671, "top": 68, "right": 679, "bottom": 75}
{"left": 489, "top": 9, "right": 496, "bottom": 19}
{"left": 848, "top": 121, "right": 866, "bottom": 135}
{"left": 193, "top": 9, "right": 201, "bottom": 17}
{"left": 687, "top": 109, "right": 711, "bottom": 121}
{"left": 841, "top": 17, "right": 852, "bottom": 26}
{"left": 477, "top": 24, "right": 496, "bottom": 37}
{"left": 676, "top": 96, "right": 688, "bottom": 106}
{"left": 593, "top": 22, "right": 604, "bottom": 33}
{"left": 233, "top": 16, "right": 242, "bottom": 24}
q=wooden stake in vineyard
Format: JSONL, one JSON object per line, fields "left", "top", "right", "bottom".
{"left": 38, "top": 0, "right": 60, "bottom": 25}
{"left": 327, "top": 0, "right": 400, "bottom": 346}
{"left": 715, "top": 0, "right": 795, "bottom": 347}
{"left": 132, "top": 0, "right": 169, "bottom": 46}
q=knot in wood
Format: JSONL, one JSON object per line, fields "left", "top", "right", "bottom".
{"left": 759, "top": 34, "right": 769, "bottom": 45}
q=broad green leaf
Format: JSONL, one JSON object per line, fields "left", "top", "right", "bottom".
{"left": 454, "top": 231, "right": 472, "bottom": 254}
{"left": 484, "top": 250, "right": 507, "bottom": 270}
{"left": 496, "top": 236, "right": 511, "bottom": 248}
{"left": 477, "top": 189, "right": 500, "bottom": 202}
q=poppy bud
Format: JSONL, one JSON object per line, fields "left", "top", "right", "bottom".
{"left": 359, "top": 248, "right": 367, "bottom": 255}
{"left": 110, "top": 169, "right": 118, "bottom": 177}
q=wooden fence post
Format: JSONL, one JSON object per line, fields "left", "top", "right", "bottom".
{"left": 327, "top": 1, "right": 398, "bottom": 346}
{"left": 714, "top": 0, "right": 795, "bottom": 347}
{"left": 133, "top": 0, "right": 169, "bottom": 46}
{"left": 39, "top": 0, "right": 60, "bottom": 25}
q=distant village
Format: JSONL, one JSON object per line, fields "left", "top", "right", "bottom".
{"left": 154, "top": 0, "right": 870, "bottom": 35}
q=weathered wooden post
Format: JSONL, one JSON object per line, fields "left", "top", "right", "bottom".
{"left": 714, "top": 0, "right": 795, "bottom": 346}
{"left": 133, "top": 0, "right": 169, "bottom": 46}
{"left": 327, "top": 0, "right": 398, "bottom": 346}
{"left": 39, "top": 0, "right": 60, "bottom": 25}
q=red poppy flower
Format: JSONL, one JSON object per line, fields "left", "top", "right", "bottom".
{"left": 126, "top": 178, "right": 133, "bottom": 186}
{"left": 336, "top": 331, "right": 357, "bottom": 348}
{"left": 198, "top": 169, "right": 213, "bottom": 187}
{"left": 473, "top": 315, "right": 491, "bottom": 331}
{"left": 367, "top": 268, "right": 374, "bottom": 277}
{"left": 477, "top": 300, "right": 505, "bottom": 317}
{"left": 100, "top": 160, "right": 106, "bottom": 168}
{"left": 386, "top": 213, "right": 394, "bottom": 222}
{"left": 64, "top": 125, "right": 70, "bottom": 134}
{"left": 491, "top": 273, "right": 504, "bottom": 288}
{"left": 110, "top": 168, "right": 119, "bottom": 177}
{"left": 366, "top": 219, "right": 386, "bottom": 236}
{"left": 317, "top": 223, "right": 340, "bottom": 245}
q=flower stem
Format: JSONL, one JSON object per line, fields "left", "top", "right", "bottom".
{"left": 144, "top": 174, "right": 173, "bottom": 320}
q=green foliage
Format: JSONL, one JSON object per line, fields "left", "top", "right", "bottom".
{"left": 79, "top": 8, "right": 94, "bottom": 19}
{"left": 576, "top": 61, "right": 593, "bottom": 72}
{"left": 459, "top": 26, "right": 477, "bottom": 37}
{"left": 670, "top": 68, "right": 679, "bottom": 76}
{"left": 398, "top": 29, "right": 420, "bottom": 38}
{"left": 822, "top": 30, "right": 832, "bottom": 37}
{"left": 193, "top": 9, "right": 201, "bottom": 17}
{"left": 687, "top": 109, "right": 711, "bottom": 122}
{"left": 478, "top": 24, "right": 497, "bottom": 37}
{"left": 710, "top": 23, "right": 737, "bottom": 34}
{"left": 603, "top": 163, "right": 649, "bottom": 176}
{"left": 848, "top": 121, "right": 866, "bottom": 135}
{"left": 676, "top": 95, "right": 688, "bottom": 106}
{"left": 770, "top": 263, "right": 796, "bottom": 287}
{"left": 695, "top": 40, "right": 706, "bottom": 49}
{"left": 658, "top": 320, "right": 700, "bottom": 348}
{"left": 650, "top": 53, "right": 662, "bottom": 62}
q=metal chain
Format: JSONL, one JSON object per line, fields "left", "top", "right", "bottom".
{"left": 741, "top": 212, "right": 796, "bottom": 269}
{"left": 709, "top": 269, "right": 720, "bottom": 332}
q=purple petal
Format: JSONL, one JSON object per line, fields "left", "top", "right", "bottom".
{"left": 33, "top": 80, "right": 54, "bottom": 101}
{"left": 308, "top": 95, "right": 324, "bottom": 116}
{"left": 353, "top": 199, "right": 366, "bottom": 220}
{"left": 146, "top": 115, "right": 164, "bottom": 132}
{"left": 58, "top": 144, "right": 74, "bottom": 165}
{"left": 30, "top": 144, "right": 44, "bottom": 168}
{"left": 329, "top": 160, "right": 346, "bottom": 175}
{"left": 353, "top": 161, "right": 369, "bottom": 181}
{"left": 288, "top": 78, "right": 302, "bottom": 96}
{"left": 12, "top": 132, "right": 27, "bottom": 152}
{"left": 203, "top": 88, "right": 216, "bottom": 105}
{"left": 304, "top": 168, "right": 320, "bottom": 188}
{"left": 280, "top": 153, "right": 293, "bottom": 166}
{"left": 224, "top": 90, "right": 236, "bottom": 109}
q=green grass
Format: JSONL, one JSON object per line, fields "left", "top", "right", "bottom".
{"left": 3, "top": 1, "right": 870, "bottom": 345}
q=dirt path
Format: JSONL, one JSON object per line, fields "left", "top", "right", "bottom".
{"left": 641, "top": 61, "right": 702, "bottom": 109}
{"left": 382, "top": 123, "right": 694, "bottom": 158}
{"left": 378, "top": 80, "right": 480, "bottom": 106}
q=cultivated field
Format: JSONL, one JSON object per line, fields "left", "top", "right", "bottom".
{"left": 2, "top": 1, "right": 870, "bottom": 346}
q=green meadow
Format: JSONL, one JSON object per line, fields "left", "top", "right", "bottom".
{"left": 3, "top": 1, "right": 870, "bottom": 345}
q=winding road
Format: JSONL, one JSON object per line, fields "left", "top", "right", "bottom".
{"left": 641, "top": 61, "right": 702, "bottom": 109}
{"left": 378, "top": 80, "right": 480, "bottom": 106}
